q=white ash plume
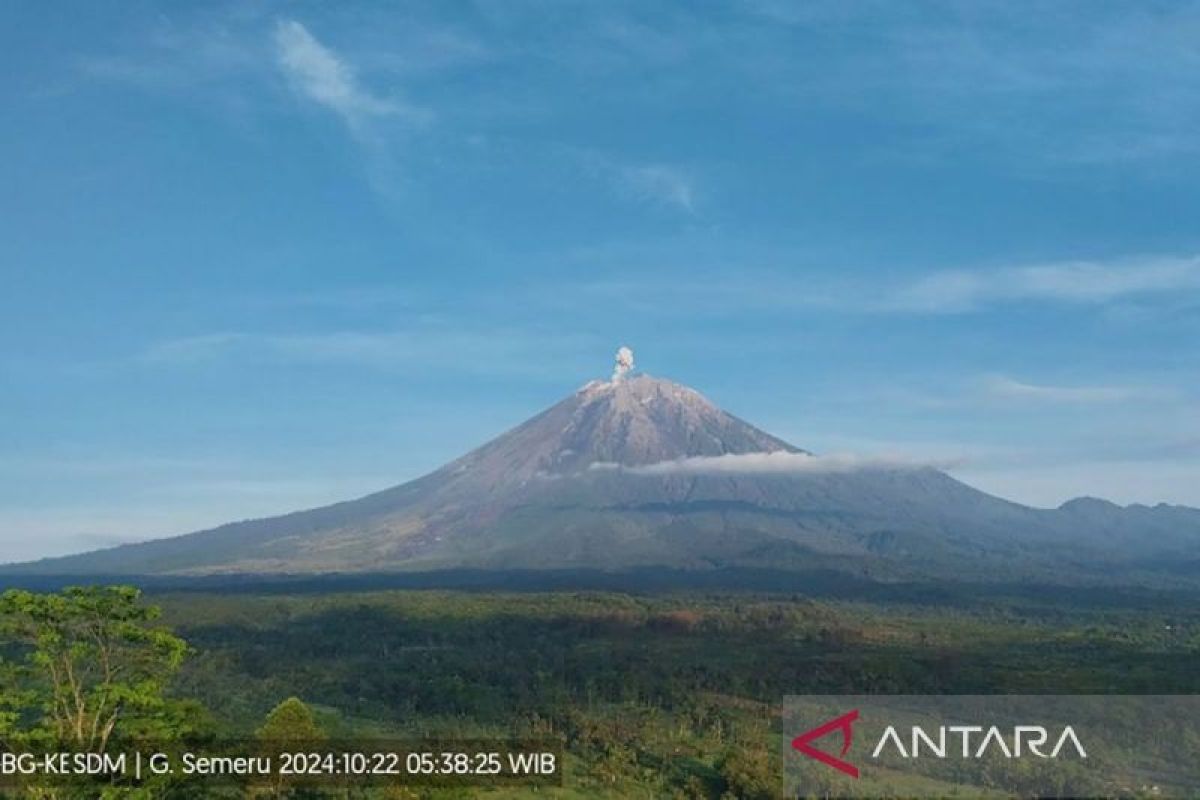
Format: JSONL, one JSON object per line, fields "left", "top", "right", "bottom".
{"left": 612, "top": 346, "right": 635, "bottom": 382}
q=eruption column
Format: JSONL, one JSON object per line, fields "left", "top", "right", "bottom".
{"left": 612, "top": 346, "right": 634, "bottom": 382}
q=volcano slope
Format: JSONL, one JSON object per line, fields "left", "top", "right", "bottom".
{"left": 7, "top": 374, "right": 1200, "bottom": 583}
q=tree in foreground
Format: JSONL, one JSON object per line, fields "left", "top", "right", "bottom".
{"left": 0, "top": 585, "right": 210, "bottom": 797}
{"left": 254, "top": 698, "right": 327, "bottom": 798}
{"left": 256, "top": 697, "right": 326, "bottom": 745}
{"left": 0, "top": 585, "right": 196, "bottom": 752}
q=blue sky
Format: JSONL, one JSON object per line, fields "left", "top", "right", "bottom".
{"left": 3, "top": 1, "right": 1199, "bottom": 561}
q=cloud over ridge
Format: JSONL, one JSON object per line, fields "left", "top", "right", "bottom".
{"left": 589, "top": 451, "right": 949, "bottom": 476}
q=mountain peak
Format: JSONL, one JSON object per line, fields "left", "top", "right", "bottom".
{"left": 450, "top": 373, "right": 803, "bottom": 487}
{"left": 557, "top": 373, "right": 800, "bottom": 471}
{"left": 578, "top": 372, "right": 712, "bottom": 407}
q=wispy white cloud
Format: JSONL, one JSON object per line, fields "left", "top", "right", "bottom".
{"left": 567, "top": 148, "right": 698, "bottom": 213}
{"left": 272, "top": 19, "right": 417, "bottom": 131}
{"left": 0, "top": 454, "right": 226, "bottom": 479}
{"left": 980, "top": 375, "right": 1169, "bottom": 405}
{"left": 722, "top": 433, "right": 1200, "bottom": 509}
{"left": 549, "top": 253, "right": 1200, "bottom": 316}
{"left": 139, "top": 327, "right": 599, "bottom": 378}
{"left": 76, "top": 13, "right": 263, "bottom": 93}
{"left": 270, "top": 19, "right": 436, "bottom": 199}
{"left": 616, "top": 164, "right": 696, "bottom": 212}
{"left": 742, "top": 2, "right": 1200, "bottom": 166}
{"left": 887, "top": 256, "right": 1200, "bottom": 313}
{"left": 141, "top": 333, "right": 248, "bottom": 365}
{"left": 140, "top": 331, "right": 423, "bottom": 367}
{"left": 589, "top": 450, "right": 949, "bottom": 476}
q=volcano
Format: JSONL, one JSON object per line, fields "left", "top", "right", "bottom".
{"left": 7, "top": 366, "right": 1200, "bottom": 580}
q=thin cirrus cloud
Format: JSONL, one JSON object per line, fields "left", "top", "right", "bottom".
{"left": 568, "top": 148, "right": 697, "bottom": 214}
{"left": 980, "top": 375, "right": 1170, "bottom": 405}
{"left": 272, "top": 19, "right": 425, "bottom": 131}
{"left": 617, "top": 164, "right": 696, "bottom": 213}
{"left": 139, "top": 330, "right": 442, "bottom": 367}
{"left": 885, "top": 255, "right": 1200, "bottom": 313}
{"left": 139, "top": 328, "right": 598, "bottom": 378}
{"left": 550, "top": 253, "right": 1200, "bottom": 318}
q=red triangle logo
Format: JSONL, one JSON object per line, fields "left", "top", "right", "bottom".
{"left": 791, "top": 709, "right": 860, "bottom": 778}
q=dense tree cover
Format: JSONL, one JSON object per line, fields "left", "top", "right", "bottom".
{"left": 0, "top": 584, "right": 1196, "bottom": 797}
{"left": 156, "top": 587, "right": 1198, "bottom": 798}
